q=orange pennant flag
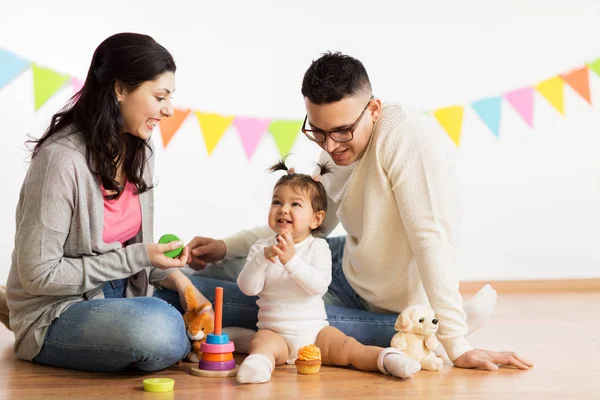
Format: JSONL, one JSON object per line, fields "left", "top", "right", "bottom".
{"left": 561, "top": 66, "right": 591, "bottom": 104}
{"left": 159, "top": 108, "right": 191, "bottom": 148}
{"left": 196, "top": 112, "right": 235, "bottom": 156}
{"left": 433, "top": 105, "right": 464, "bottom": 146}
{"left": 536, "top": 76, "right": 564, "bottom": 115}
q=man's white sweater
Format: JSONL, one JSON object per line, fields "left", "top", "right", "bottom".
{"left": 224, "top": 103, "right": 472, "bottom": 361}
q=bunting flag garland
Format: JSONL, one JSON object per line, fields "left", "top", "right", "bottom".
{"left": 233, "top": 117, "right": 271, "bottom": 160}
{"left": 159, "top": 108, "right": 191, "bottom": 148}
{"left": 31, "top": 63, "right": 70, "bottom": 111}
{"left": 0, "top": 49, "right": 30, "bottom": 90}
{"left": 71, "top": 77, "right": 85, "bottom": 96}
{"left": 196, "top": 112, "right": 234, "bottom": 156}
{"left": 536, "top": 76, "right": 565, "bottom": 115}
{"left": 471, "top": 96, "right": 502, "bottom": 138}
{"left": 561, "top": 66, "right": 591, "bottom": 104}
{"left": 268, "top": 120, "right": 303, "bottom": 158}
{"left": 504, "top": 87, "right": 535, "bottom": 128}
{"left": 589, "top": 58, "right": 600, "bottom": 77}
{"left": 1, "top": 47, "right": 599, "bottom": 153}
{"left": 433, "top": 106, "right": 464, "bottom": 146}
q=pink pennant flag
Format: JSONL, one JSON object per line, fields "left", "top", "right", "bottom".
{"left": 504, "top": 87, "right": 534, "bottom": 128}
{"left": 233, "top": 117, "right": 270, "bottom": 160}
{"left": 71, "top": 77, "right": 85, "bottom": 95}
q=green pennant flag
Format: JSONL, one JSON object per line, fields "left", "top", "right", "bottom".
{"left": 32, "top": 63, "right": 70, "bottom": 110}
{"left": 268, "top": 120, "right": 302, "bottom": 157}
{"left": 588, "top": 57, "right": 600, "bottom": 77}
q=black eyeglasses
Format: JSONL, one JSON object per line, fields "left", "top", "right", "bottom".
{"left": 302, "top": 96, "right": 374, "bottom": 143}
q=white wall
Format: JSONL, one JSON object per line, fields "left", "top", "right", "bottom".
{"left": 1, "top": 0, "right": 599, "bottom": 283}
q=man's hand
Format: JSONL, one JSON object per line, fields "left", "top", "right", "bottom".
{"left": 453, "top": 349, "right": 533, "bottom": 371}
{"left": 186, "top": 236, "right": 227, "bottom": 270}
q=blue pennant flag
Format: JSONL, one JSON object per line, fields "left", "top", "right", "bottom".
{"left": 471, "top": 96, "right": 502, "bottom": 138}
{"left": 0, "top": 49, "right": 30, "bottom": 91}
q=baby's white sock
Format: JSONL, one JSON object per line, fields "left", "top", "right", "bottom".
{"left": 377, "top": 348, "right": 421, "bottom": 378}
{"left": 236, "top": 354, "right": 273, "bottom": 384}
{"left": 463, "top": 284, "right": 498, "bottom": 334}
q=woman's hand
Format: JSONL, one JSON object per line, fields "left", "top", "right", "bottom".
{"left": 159, "top": 270, "right": 211, "bottom": 313}
{"left": 146, "top": 242, "right": 189, "bottom": 269}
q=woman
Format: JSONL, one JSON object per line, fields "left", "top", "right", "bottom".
{"left": 2, "top": 32, "right": 255, "bottom": 373}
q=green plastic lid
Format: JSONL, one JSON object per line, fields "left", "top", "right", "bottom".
{"left": 158, "top": 234, "right": 183, "bottom": 258}
{"left": 143, "top": 377, "right": 175, "bottom": 392}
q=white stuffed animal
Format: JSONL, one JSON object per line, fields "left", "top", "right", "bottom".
{"left": 390, "top": 304, "right": 444, "bottom": 371}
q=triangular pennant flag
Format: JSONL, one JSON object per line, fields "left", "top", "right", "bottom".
{"left": 233, "top": 117, "right": 270, "bottom": 161}
{"left": 0, "top": 49, "right": 30, "bottom": 90}
{"left": 588, "top": 58, "right": 600, "bottom": 77}
{"left": 196, "top": 112, "right": 234, "bottom": 156}
{"left": 561, "top": 66, "right": 591, "bottom": 104}
{"left": 471, "top": 96, "right": 502, "bottom": 138}
{"left": 268, "top": 120, "right": 302, "bottom": 157}
{"left": 159, "top": 108, "right": 191, "bottom": 148}
{"left": 32, "top": 63, "right": 70, "bottom": 111}
{"left": 433, "top": 106, "right": 464, "bottom": 146}
{"left": 504, "top": 87, "right": 534, "bottom": 128}
{"left": 71, "top": 77, "right": 85, "bottom": 95}
{"left": 536, "top": 76, "right": 564, "bottom": 115}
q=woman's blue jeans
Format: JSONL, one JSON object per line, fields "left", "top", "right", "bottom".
{"left": 33, "top": 236, "right": 397, "bottom": 372}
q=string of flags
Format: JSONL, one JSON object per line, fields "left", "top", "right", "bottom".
{"left": 2, "top": 47, "right": 600, "bottom": 158}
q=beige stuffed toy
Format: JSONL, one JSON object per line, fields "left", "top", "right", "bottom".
{"left": 390, "top": 304, "right": 444, "bottom": 371}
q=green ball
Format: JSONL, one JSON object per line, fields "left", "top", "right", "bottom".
{"left": 158, "top": 234, "right": 183, "bottom": 258}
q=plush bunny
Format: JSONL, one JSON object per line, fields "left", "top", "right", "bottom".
{"left": 182, "top": 285, "right": 214, "bottom": 362}
{"left": 390, "top": 304, "right": 444, "bottom": 371}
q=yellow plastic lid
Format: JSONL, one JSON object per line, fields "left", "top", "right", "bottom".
{"left": 143, "top": 378, "right": 175, "bottom": 392}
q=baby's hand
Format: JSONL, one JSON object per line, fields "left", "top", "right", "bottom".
{"left": 274, "top": 231, "right": 296, "bottom": 265}
{"left": 264, "top": 246, "right": 278, "bottom": 263}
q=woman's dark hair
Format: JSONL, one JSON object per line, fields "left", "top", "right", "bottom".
{"left": 29, "top": 32, "right": 176, "bottom": 199}
{"left": 268, "top": 156, "right": 331, "bottom": 233}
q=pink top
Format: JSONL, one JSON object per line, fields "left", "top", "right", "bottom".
{"left": 101, "top": 181, "right": 142, "bottom": 246}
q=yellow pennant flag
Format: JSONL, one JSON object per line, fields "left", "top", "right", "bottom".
{"left": 195, "top": 112, "right": 234, "bottom": 156}
{"left": 536, "top": 76, "right": 564, "bottom": 115}
{"left": 433, "top": 105, "right": 464, "bottom": 146}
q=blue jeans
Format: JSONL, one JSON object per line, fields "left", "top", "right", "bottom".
{"left": 189, "top": 236, "right": 398, "bottom": 347}
{"left": 33, "top": 275, "right": 258, "bottom": 372}
{"left": 34, "top": 237, "right": 396, "bottom": 372}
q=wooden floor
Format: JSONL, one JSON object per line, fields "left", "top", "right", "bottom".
{"left": 1, "top": 290, "right": 598, "bottom": 399}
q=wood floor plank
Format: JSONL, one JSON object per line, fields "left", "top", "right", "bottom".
{"left": 1, "top": 291, "right": 598, "bottom": 399}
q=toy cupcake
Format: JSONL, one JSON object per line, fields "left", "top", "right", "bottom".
{"left": 295, "top": 344, "right": 322, "bottom": 375}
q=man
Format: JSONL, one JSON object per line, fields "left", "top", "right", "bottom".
{"left": 186, "top": 52, "right": 532, "bottom": 371}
